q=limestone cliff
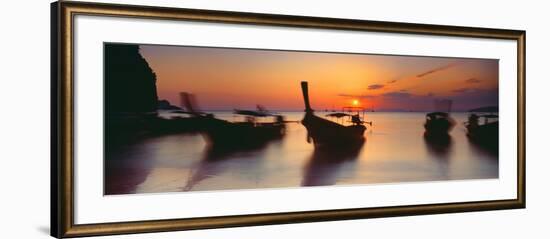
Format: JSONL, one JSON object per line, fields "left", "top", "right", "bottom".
{"left": 105, "top": 44, "right": 158, "bottom": 113}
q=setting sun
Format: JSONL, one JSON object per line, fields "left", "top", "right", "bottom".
{"left": 352, "top": 99, "right": 360, "bottom": 106}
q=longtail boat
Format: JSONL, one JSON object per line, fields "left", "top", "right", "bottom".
{"left": 424, "top": 112, "right": 456, "bottom": 136}
{"left": 180, "top": 92, "right": 285, "bottom": 148}
{"left": 424, "top": 99, "right": 456, "bottom": 137}
{"left": 464, "top": 111, "right": 498, "bottom": 151}
{"left": 300, "top": 81, "right": 368, "bottom": 148}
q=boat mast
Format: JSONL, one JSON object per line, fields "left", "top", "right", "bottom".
{"left": 179, "top": 92, "right": 201, "bottom": 116}
{"left": 301, "top": 81, "right": 313, "bottom": 113}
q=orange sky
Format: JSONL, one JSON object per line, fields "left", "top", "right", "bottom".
{"left": 140, "top": 44, "right": 498, "bottom": 112}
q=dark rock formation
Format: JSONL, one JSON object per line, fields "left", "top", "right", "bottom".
{"left": 105, "top": 44, "right": 158, "bottom": 113}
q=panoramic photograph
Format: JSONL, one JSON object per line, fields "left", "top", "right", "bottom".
{"left": 104, "top": 43, "right": 499, "bottom": 195}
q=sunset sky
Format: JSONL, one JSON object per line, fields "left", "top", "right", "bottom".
{"left": 140, "top": 44, "right": 498, "bottom": 112}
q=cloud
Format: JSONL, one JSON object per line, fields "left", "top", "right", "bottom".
{"left": 337, "top": 93, "right": 375, "bottom": 99}
{"left": 367, "top": 84, "right": 385, "bottom": 90}
{"left": 383, "top": 92, "right": 412, "bottom": 98}
{"left": 387, "top": 80, "right": 398, "bottom": 84}
{"left": 448, "top": 88, "right": 499, "bottom": 111}
{"left": 465, "top": 78, "right": 482, "bottom": 84}
{"left": 416, "top": 62, "right": 460, "bottom": 78}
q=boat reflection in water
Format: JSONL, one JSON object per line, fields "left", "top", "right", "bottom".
{"left": 179, "top": 93, "right": 286, "bottom": 191}
{"left": 302, "top": 138, "right": 365, "bottom": 186}
{"left": 424, "top": 133, "right": 453, "bottom": 157}
{"left": 423, "top": 131, "right": 453, "bottom": 180}
{"left": 183, "top": 141, "right": 274, "bottom": 191}
{"left": 299, "top": 81, "right": 368, "bottom": 186}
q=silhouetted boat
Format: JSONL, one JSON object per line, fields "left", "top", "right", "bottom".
{"left": 180, "top": 92, "right": 285, "bottom": 148}
{"left": 204, "top": 110, "right": 285, "bottom": 148}
{"left": 424, "top": 99, "right": 456, "bottom": 136}
{"left": 424, "top": 112, "right": 456, "bottom": 136}
{"left": 300, "top": 81, "right": 368, "bottom": 148}
{"left": 465, "top": 113, "right": 498, "bottom": 149}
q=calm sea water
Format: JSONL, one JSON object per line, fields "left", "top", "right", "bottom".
{"left": 105, "top": 111, "right": 498, "bottom": 195}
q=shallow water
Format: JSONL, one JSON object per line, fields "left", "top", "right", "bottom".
{"left": 105, "top": 111, "right": 498, "bottom": 195}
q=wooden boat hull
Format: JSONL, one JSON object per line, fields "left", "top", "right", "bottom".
{"left": 424, "top": 117, "right": 455, "bottom": 136}
{"left": 302, "top": 113, "right": 366, "bottom": 148}
{"left": 201, "top": 117, "right": 285, "bottom": 148}
{"left": 467, "top": 122, "right": 498, "bottom": 146}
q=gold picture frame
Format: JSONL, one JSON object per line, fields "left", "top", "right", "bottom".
{"left": 51, "top": 1, "right": 525, "bottom": 238}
